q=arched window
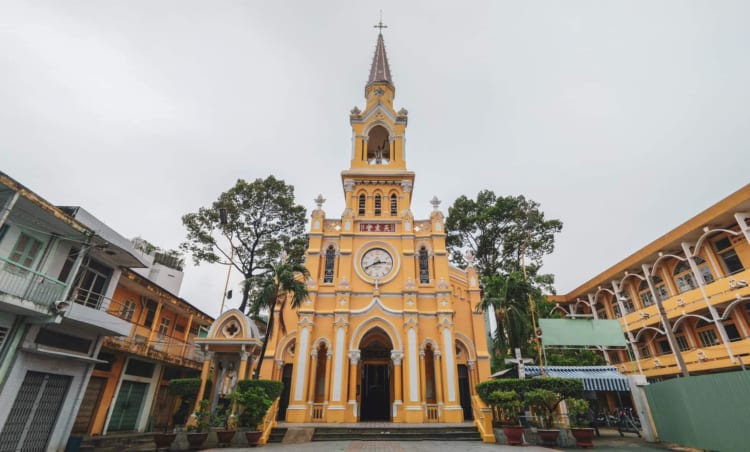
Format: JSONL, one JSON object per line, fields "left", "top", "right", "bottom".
{"left": 374, "top": 195, "right": 382, "bottom": 216}
{"left": 673, "top": 257, "right": 713, "bottom": 293}
{"left": 358, "top": 194, "right": 366, "bottom": 215}
{"left": 419, "top": 247, "right": 430, "bottom": 284}
{"left": 323, "top": 245, "right": 336, "bottom": 283}
{"left": 390, "top": 194, "right": 397, "bottom": 216}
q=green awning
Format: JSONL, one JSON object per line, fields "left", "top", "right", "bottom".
{"left": 525, "top": 366, "right": 631, "bottom": 392}
{"left": 539, "top": 319, "right": 627, "bottom": 347}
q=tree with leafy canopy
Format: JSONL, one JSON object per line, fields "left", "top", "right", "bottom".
{"left": 180, "top": 176, "right": 307, "bottom": 314}
{"left": 445, "top": 191, "right": 562, "bottom": 360}
{"left": 251, "top": 258, "right": 310, "bottom": 379}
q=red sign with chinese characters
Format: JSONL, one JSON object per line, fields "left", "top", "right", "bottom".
{"left": 359, "top": 223, "right": 395, "bottom": 232}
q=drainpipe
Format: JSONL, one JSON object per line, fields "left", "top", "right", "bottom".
{"left": 680, "top": 242, "right": 735, "bottom": 362}
{"left": 642, "top": 264, "right": 690, "bottom": 377}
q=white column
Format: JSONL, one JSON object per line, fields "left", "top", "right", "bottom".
{"left": 294, "top": 326, "right": 311, "bottom": 401}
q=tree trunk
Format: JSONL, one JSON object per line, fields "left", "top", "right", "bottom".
{"left": 238, "top": 278, "right": 251, "bottom": 314}
{"left": 253, "top": 294, "right": 277, "bottom": 379}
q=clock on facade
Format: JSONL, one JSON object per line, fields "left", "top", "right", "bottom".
{"left": 360, "top": 248, "right": 394, "bottom": 279}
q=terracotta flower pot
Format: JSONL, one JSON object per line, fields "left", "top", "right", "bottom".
{"left": 571, "top": 427, "right": 595, "bottom": 448}
{"left": 245, "top": 430, "right": 263, "bottom": 447}
{"left": 502, "top": 425, "right": 525, "bottom": 446}
{"left": 153, "top": 432, "right": 176, "bottom": 450}
{"left": 216, "top": 429, "right": 236, "bottom": 445}
{"left": 186, "top": 432, "right": 208, "bottom": 448}
{"left": 537, "top": 428, "right": 560, "bottom": 447}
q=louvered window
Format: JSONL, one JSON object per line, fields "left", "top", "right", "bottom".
{"left": 323, "top": 246, "right": 336, "bottom": 283}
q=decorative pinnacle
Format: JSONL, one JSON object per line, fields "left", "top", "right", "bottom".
{"left": 314, "top": 194, "right": 326, "bottom": 209}
{"left": 430, "top": 196, "right": 442, "bottom": 210}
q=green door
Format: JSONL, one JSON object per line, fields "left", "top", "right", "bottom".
{"left": 109, "top": 381, "right": 148, "bottom": 431}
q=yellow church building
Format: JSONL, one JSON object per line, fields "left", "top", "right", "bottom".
{"left": 251, "top": 31, "right": 491, "bottom": 424}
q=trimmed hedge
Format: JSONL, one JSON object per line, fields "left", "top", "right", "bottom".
{"left": 236, "top": 379, "right": 284, "bottom": 400}
{"left": 167, "top": 378, "right": 202, "bottom": 397}
{"left": 476, "top": 377, "right": 583, "bottom": 405}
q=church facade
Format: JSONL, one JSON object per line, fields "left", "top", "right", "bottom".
{"left": 258, "top": 32, "right": 491, "bottom": 423}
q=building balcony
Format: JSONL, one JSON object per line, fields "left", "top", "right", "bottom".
{"left": 0, "top": 255, "right": 67, "bottom": 314}
{"left": 619, "top": 267, "right": 750, "bottom": 333}
{"left": 103, "top": 333, "right": 205, "bottom": 369}
{"left": 621, "top": 336, "right": 750, "bottom": 378}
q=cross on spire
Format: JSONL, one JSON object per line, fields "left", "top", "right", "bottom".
{"left": 374, "top": 11, "right": 387, "bottom": 34}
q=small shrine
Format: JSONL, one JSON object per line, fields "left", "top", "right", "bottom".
{"left": 193, "top": 309, "right": 263, "bottom": 414}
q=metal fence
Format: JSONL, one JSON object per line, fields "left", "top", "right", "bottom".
{"left": 644, "top": 370, "right": 750, "bottom": 451}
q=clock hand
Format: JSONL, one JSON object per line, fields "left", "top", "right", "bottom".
{"left": 365, "top": 260, "right": 385, "bottom": 269}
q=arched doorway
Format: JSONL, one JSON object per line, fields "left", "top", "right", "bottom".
{"left": 359, "top": 328, "right": 393, "bottom": 421}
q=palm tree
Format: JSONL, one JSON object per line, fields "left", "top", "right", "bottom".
{"left": 476, "top": 271, "right": 534, "bottom": 358}
{"left": 251, "top": 257, "right": 310, "bottom": 379}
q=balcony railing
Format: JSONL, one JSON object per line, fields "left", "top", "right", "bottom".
{"left": 105, "top": 333, "right": 206, "bottom": 366}
{"left": 0, "top": 256, "right": 67, "bottom": 309}
{"left": 425, "top": 404, "right": 439, "bottom": 422}
{"left": 311, "top": 403, "right": 325, "bottom": 421}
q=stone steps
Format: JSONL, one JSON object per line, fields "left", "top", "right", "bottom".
{"left": 311, "top": 426, "right": 481, "bottom": 442}
{"left": 268, "top": 427, "right": 288, "bottom": 443}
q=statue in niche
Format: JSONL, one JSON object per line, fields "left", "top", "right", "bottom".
{"left": 373, "top": 139, "right": 389, "bottom": 164}
{"left": 219, "top": 361, "right": 238, "bottom": 396}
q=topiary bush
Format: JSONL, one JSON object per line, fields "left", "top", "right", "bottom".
{"left": 235, "top": 379, "right": 284, "bottom": 400}
{"left": 167, "top": 378, "right": 202, "bottom": 426}
{"left": 476, "top": 377, "right": 583, "bottom": 405}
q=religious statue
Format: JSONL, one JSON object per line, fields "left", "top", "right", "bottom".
{"left": 219, "top": 362, "right": 237, "bottom": 396}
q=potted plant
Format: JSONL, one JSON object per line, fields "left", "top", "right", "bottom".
{"left": 567, "top": 398, "right": 595, "bottom": 448}
{"left": 488, "top": 390, "right": 525, "bottom": 446}
{"left": 152, "top": 429, "right": 176, "bottom": 451}
{"left": 526, "top": 388, "right": 562, "bottom": 447}
{"left": 186, "top": 400, "right": 210, "bottom": 448}
{"left": 211, "top": 407, "right": 236, "bottom": 446}
{"left": 235, "top": 386, "right": 273, "bottom": 446}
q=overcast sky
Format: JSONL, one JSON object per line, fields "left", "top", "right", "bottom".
{"left": 2, "top": 1, "right": 749, "bottom": 318}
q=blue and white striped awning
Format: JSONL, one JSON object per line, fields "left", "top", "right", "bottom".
{"left": 524, "top": 366, "right": 631, "bottom": 392}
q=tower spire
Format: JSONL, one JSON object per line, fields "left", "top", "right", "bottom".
{"left": 367, "top": 17, "right": 393, "bottom": 90}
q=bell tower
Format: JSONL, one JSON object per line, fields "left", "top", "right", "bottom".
{"left": 343, "top": 28, "right": 414, "bottom": 218}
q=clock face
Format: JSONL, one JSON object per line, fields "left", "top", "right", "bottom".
{"left": 361, "top": 248, "right": 394, "bottom": 279}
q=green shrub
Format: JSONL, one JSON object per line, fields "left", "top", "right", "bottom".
{"left": 565, "top": 398, "right": 590, "bottom": 428}
{"left": 235, "top": 387, "right": 272, "bottom": 430}
{"left": 167, "top": 378, "right": 202, "bottom": 397}
{"left": 476, "top": 378, "right": 583, "bottom": 405}
{"left": 487, "top": 390, "right": 524, "bottom": 425}
{"left": 525, "top": 389, "right": 560, "bottom": 428}
{"left": 235, "top": 379, "right": 284, "bottom": 400}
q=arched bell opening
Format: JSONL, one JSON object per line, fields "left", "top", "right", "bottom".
{"left": 367, "top": 125, "right": 390, "bottom": 164}
{"left": 358, "top": 327, "right": 393, "bottom": 421}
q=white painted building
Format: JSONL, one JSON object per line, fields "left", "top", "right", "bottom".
{"left": 0, "top": 171, "right": 146, "bottom": 451}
